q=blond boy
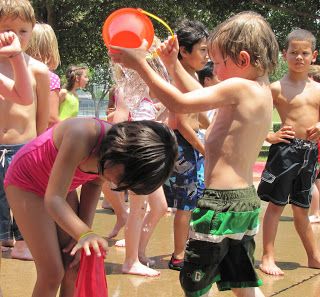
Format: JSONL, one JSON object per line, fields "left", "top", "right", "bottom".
{"left": 0, "top": 0, "right": 49, "bottom": 260}
{"left": 258, "top": 29, "right": 320, "bottom": 276}
{"left": 110, "top": 11, "right": 278, "bottom": 297}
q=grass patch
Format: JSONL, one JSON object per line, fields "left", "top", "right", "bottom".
{"left": 272, "top": 109, "right": 281, "bottom": 122}
{"left": 257, "top": 155, "right": 268, "bottom": 162}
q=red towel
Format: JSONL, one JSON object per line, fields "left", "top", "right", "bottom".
{"left": 73, "top": 247, "right": 108, "bottom": 297}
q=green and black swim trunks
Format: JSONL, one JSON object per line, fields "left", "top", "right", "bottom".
{"left": 180, "top": 186, "right": 262, "bottom": 297}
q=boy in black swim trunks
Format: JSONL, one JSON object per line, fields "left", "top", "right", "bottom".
{"left": 258, "top": 28, "right": 320, "bottom": 276}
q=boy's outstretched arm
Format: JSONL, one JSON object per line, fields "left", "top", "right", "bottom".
{"left": 110, "top": 41, "right": 238, "bottom": 113}
{"left": 0, "top": 32, "right": 33, "bottom": 105}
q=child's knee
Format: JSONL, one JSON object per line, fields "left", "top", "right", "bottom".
{"left": 37, "top": 265, "right": 65, "bottom": 289}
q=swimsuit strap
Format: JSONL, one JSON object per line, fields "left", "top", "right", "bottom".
{"left": 91, "top": 118, "right": 107, "bottom": 154}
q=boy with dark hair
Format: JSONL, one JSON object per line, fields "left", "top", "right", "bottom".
{"left": 258, "top": 28, "right": 320, "bottom": 276}
{"left": 197, "top": 61, "right": 220, "bottom": 87}
{"left": 162, "top": 19, "right": 209, "bottom": 271}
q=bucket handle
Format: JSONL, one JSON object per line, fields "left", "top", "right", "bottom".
{"left": 138, "top": 9, "right": 174, "bottom": 58}
{"left": 138, "top": 9, "right": 174, "bottom": 38}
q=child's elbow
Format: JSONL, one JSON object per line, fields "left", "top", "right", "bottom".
{"left": 21, "top": 96, "right": 33, "bottom": 105}
{"left": 12, "top": 95, "right": 33, "bottom": 106}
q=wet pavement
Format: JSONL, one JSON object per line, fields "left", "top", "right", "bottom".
{"left": 2, "top": 181, "right": 320, "bottom": 297}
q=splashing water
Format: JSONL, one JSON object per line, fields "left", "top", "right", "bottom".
{"left": 111, "top": 53, "right": 170, "bottom": 117}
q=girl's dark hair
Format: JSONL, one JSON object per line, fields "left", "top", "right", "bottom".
{"left": 64, "top": 64, "right": 87, "bottom": 91}
{"left": 176, "top": 19, "right": 209, "bottom": 60}
{"left": 98, "top": 121, "right": 178, "bottom": 195}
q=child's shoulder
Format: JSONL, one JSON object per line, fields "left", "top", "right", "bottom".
{"left": 25, "top": 54, "right": 49, "bottom": 75}
{"left": 59, "top": 88, "right": 71, "bottom": 103}
{"left": 219, "top": 77, "right": 268, "bottom": 98}
{"left": 308, "top": 80, "right": 320, "bottom": 101}
{"left": 270, "top": 79, "right": 281, "bottom": 92}
{"left": 309, "top": 79, "right": 320, "bottom": 91}
{"left": 59, "top": 88, "right": 68, "bottom": 98}
{"left": 58, "top": 118, "right": 100, "bottom": 146}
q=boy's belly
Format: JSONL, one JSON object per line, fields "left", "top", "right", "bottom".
{"left": 205, "top": 160, "right": 253, "bottom": 189}
{"left": 0, "top": 105, "right": 37, "bottom": 144}
{"left": 0, "top": 122, "right": 36, "bottom": 144}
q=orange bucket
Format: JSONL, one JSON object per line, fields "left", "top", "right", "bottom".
{"left": 102, "top": 8, "right": 154, "bottom": 50}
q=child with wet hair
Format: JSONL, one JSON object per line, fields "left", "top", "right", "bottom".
{"left": 110, "top": 10, "right": 279, "bottom": 297}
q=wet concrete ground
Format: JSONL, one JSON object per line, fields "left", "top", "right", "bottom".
{"left": 2, "top": 182, "right": 320, "bottom": 297}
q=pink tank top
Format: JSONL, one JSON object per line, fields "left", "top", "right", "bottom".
{"left": 4, "top": 119, "right": 106, "bottom": 197}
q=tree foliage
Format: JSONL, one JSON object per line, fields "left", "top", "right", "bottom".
{"left": 30, "top": 0, "right": 320, "bottom": 107}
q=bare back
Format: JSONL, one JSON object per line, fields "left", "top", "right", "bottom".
{"left": 272, "top": 76, "right": 320, "bottom": 140}
{"left": 0, "top": 55, "right": 49, "bottom": 144}
{"left": 205, "top": 80, "right": 273, "bottom": 189}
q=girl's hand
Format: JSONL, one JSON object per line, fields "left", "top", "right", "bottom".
{"left": 267, "top": 126, "right": 295, "bottom": 144}
{"left": 109, "top": 39, "right": 149, "bottom": 70}
{"left": 61, "top": 238, "right": 82, "bottom": 268}
{"left": 70, "top": 231, "right": 108, "bottom": 258}
{"left": 0, "top": 31, "right": 22, "bottom": 57}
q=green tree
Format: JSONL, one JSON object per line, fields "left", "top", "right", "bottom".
{"left": 30, "top": 0, "right": 320, "bottom": 116}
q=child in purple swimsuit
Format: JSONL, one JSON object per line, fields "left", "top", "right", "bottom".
{"left": 4, "top": 117, "right": 177, "bottom": 297}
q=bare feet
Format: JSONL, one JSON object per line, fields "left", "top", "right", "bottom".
{"left": 166, "top": 207, "right": 176, "bottom": 214}
{"left": 259, "top": 256, "right": 284, "bottom": 276}
{"left": 115, "top": 239, "right": 126, "bottom": 247}
{"left": 308, "top": 256, "right": 320, "bottom": 269}
{"left": 1, "top": 246, "right": 10, "bottom": 252}
{"left": 122, "top": 261, "right": 160, "bottom": 277}
{"left": 139, "top": 254, "right": 156, "bottom": 267}
{"left": 11, "top": 241, "right": 33, "bottom": 261}
{"left": 107, "top": 215, "right": 127, "bottom": 239}
{"left": 309, "top": 215, "right": 320, "bottom": 224}
{"left": 1, "top": 239, "right": 14, "bottom": 247}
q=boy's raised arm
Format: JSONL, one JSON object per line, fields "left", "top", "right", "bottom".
{"left": 157, "top": 36, "right": 203, "bottom": 92}
{"left": 110, "top": 40, "right": 238, "bottom": 113}
{"left": 0, "top": 32, "right": 33, "bottom": 105}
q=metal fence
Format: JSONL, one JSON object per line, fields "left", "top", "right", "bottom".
{"left": 78, "top": 92, "right": 108, "bottom": 119}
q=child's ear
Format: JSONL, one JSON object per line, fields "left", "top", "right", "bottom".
{"left": 282, "top": 49, "right": 287, "bottom": 60}
{"left": 239, "top": 51, "right": 250, "bottom": 68}
{"left": 312, "top": 50, "right": 318, "bottom": 63}
{"left": 180, "top": 46, "right": 188, "bottom": 57}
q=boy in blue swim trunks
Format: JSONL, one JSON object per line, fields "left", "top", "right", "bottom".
{"left": 258, "top": 28, "right": 320, "bottom": 276}
{"left": 110, "top": 10, "right": 279, "bottom": 297}
{"left": 162, "top": 19, "right": 208, "bottom": 271}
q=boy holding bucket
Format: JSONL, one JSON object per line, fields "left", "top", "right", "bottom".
{"left": 110, "top": 11, "right": 278, "bottom": 297}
